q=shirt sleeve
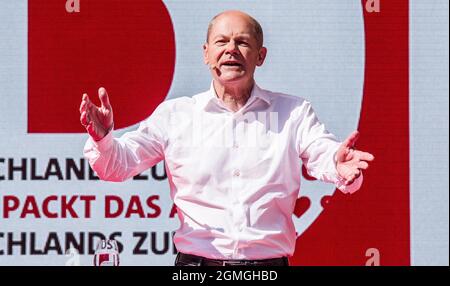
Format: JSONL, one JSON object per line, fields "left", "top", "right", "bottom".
{"left": 83, "top": 103, "right": 168, "bottom": 182}
{"left": 295, "top": 101, "right": 363, "bottom": 194}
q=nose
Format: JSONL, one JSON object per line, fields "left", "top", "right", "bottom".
{"left": 224, "top": 40, "right": 239, "bottom": 55}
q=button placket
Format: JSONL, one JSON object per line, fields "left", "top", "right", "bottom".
{"left": 229, "top": 113, "right": 246, "bottom": 258}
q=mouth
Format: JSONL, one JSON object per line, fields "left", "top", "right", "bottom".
{"left": 220, "top": 61, "right": 243, "bottom": 68}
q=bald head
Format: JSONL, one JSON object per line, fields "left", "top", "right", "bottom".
{"left": 206, "top": 10, "right": 264, "bottom": 48}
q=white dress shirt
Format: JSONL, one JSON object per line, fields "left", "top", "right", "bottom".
{"left": 84, "top": 83, "right": 362, "bottom": 260}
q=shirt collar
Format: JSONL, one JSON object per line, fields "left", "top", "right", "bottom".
{"left": 200, "top": 81, "right": 271, "bottom": 112}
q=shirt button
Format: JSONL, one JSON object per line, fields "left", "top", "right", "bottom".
{"left": 233, "top": 143, "right": 239, "bottom": 149}
{"left": 233, "top": 170, "right": 240, "bottom": 177}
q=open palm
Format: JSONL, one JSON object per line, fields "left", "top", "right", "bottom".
{"left": 79, "top": 87, "right": 114, "bottom": 141}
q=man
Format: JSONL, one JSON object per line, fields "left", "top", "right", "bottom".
{"left": 80, "top": 10, "right": 374, "bottom": 266}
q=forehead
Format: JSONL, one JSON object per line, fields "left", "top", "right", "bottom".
{"left": 210, "top": 14, "right": 255, "bottom": 38}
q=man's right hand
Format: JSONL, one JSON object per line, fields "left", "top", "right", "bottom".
{"left": 79, "top": 87, "right": 114, "bottom": 141}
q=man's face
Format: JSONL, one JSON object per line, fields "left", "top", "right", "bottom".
{"left": 203, "top": 13, "right": 267, "bottom": 86}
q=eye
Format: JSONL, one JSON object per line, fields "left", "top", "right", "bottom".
{"left": 215, "top": 40, "right": 227, "bottom": 46}
{"left": 237, "top": 41, "right": 249, "bottom": 47}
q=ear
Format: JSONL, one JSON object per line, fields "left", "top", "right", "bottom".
{"left": 256, "top": 47, "right": 267, "bottom": 67}
{"left": 203, "top": 43, "right": 209, "bottom": 65}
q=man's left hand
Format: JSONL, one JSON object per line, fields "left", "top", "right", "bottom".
{"left": 336, "top": 130, "right": 375, "bottom": 185}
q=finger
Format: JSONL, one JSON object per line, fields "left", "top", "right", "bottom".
{"left": 358, "top": 152, "right": 375, "bottom": 161}
{"left": 82, "top": 93, "right": 89, "bottom": 102}
{"left": 345, "top": 169, "right": 361, "bottom": 185}
{"left": 86, "top": 121, "right": 95, "bottom": 137}
{"left": 79, "top": 100, "right": 88, "bottom": 114}
{"left": 98, "top": 87, "right": 111, "bottom": 110}
{"left": 86, "top": 109, "right": 93, "bottom": 125}
{"left": 342, "top": 130, "right": 360, "bottom": 148}
{"left": 345, "top": 175, "right": 355, "bottom": 185}
{"left": 357, "top": 161, "right": 369, "bottom": 170}
{"left": 82, "top": 93, "right": 98, "bottom": 114}
{"left": 82, "top": 93, "right": 92, "bottom": 107}
{"left": 346, "top": 148, "right": 357, "bottom": 160}
{"left": 80, "top": 111, "right": 88, "bottom": 126}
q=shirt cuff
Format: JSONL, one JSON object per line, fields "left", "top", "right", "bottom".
{"left": 89, "top": 129, "right": 114, "bottom": 153}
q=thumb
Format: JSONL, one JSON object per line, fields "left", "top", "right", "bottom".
{"left": 98, "top": 87, "right": 111, "bottom": 110}
{"left": 342, "top": 130, "right": 360, "bottom": 149}
{"left": 336, "top": 143, "right": 350, "bottom": 162}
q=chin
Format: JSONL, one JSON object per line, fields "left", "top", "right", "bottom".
{"left": 217, "top": 74, "right": 248, "bottom": 85}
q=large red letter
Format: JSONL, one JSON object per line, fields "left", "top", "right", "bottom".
{"left": 28, "top": 0, "right": 175, "bottom": 133}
